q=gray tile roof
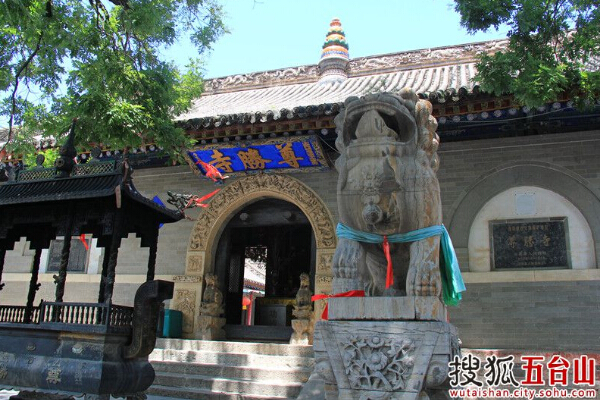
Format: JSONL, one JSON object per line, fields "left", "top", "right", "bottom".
{"left": 177, "top": 39, "right": 509, "bottom": 122}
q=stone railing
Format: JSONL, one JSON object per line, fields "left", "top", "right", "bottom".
{"left": 0, "top": 302, "right": 134, "bottom": 334}
{"left": 0, "top": 305, "right": 39, "bottom": 324}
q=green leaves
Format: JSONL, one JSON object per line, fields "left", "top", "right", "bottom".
{"left": 1, "top": 0, "right": 226, "bottom": 160}
{"left": 454, "top": 0, "right": 600, "bottom": 107}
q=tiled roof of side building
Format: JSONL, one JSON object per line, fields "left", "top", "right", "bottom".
{"left": 176, "top": 38, "right": 510, "bottom": 123}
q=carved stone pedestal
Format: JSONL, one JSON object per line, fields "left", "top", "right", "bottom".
{"left": 312, "top": 297, "right": 459, "bottom": 400}
{"left": 291, "top": 319, "right": 313, "bottom": 345}
{"left": 195, "top": 315, "right": 226, "bottom": 340}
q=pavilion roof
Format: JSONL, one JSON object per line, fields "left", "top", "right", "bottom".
{"left": 0, "top": 161, "right": 182, "bottom": 223}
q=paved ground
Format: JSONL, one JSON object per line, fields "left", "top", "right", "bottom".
{"left": 0, "top": 391, "right": 183, "bottom": 400}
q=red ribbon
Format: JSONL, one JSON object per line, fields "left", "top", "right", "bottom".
{"left": 195, "top": 159, "right": 226, "bottom": 182}
{"left": 383, "top": 235, "right": 393, "bottom": 289}
{"left": 79, "top": 234, "right": 89, "bottom": 251}
{"left": 311, "top": 290, "right": 365, "bottom": 320}
{"left": 186, "top": 188, "right": 221, "bottom": 209}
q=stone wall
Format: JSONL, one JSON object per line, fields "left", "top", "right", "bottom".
{"left": 1, "top": 130, "right": 599, "bottom": 350}
{"left": 452, "top": 280, "right": 600, "bottom": 351}
{"left": 437, "top": 130, "right": 600, "bottom": 270}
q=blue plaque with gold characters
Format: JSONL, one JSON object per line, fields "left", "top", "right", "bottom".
{"left": 187, "top": 135, "right": 329, "bottom": 175}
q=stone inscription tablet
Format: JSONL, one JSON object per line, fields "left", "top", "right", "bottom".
{"left": 490, "top": 218, "right": 570, "bottom": 269}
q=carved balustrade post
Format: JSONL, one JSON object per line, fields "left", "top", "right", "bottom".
{"left": 24, "top": 248, "right": 42, "bottom": 323}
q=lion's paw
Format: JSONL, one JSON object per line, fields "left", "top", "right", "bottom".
{"left": 415, "top": 261, "right": 441, "bottom": 297}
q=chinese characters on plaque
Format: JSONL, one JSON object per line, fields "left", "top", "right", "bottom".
{"left": 187, "top": 136, "right": 327, "bottom": 175}
{"left": 490, "top": 218, "right": 570, "bottom": 269}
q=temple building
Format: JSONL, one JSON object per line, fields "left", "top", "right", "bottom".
{"left": 1, "top": 18, "right": 599, "bottom": 352}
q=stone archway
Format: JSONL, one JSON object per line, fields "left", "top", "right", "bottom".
{"left": 446, "top": 161, "right": 600, "bottom": 271}
{"left": 174, "top": 173, "right": 337, "bottom": 337}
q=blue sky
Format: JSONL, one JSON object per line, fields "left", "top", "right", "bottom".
{"left": 1, "top": 1, "right": 509, "bottom": 129}
{"left": 176, "top": 0, "right": 510, "bottom": 79}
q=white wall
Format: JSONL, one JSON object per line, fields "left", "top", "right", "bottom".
{"left": 468, "top": 186, "right": 596, "bottom": 271}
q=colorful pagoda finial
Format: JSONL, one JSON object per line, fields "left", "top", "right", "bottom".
{"left": 318, "top": 18, "right": 350, "bottom": 83}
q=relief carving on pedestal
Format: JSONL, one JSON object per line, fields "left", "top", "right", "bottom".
{"left": 189, "top": 174, "right": 336, "bottom": 251}
{"left": 342, "top": 336, "right": 415, "bottom": 391}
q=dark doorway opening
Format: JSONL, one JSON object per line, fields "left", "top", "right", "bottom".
{"left": 214, "top": 198, "right": 314, "bottom": 342}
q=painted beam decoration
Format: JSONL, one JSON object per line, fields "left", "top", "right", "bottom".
{"left": 187, "top": 135, "right": 329, "bottom": 175}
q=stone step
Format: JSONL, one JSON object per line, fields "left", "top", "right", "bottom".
{"left": 152, "top": 360, "right": 312, "bottom": 383}
{"left": 153, "top": 372, "right": 304, "bottom": 398}
{"left": 155, "top": 338, "right": 314, "bottom": 358}
{"left": 150, "top": 339, "right": 313, "bottom": 399}
{"left": 148, "top": 384, "right": 292, "bottom": 400}
{"left": 150, "top": 348, "right": 315, "bottom": 370}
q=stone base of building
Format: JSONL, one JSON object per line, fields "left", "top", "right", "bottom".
{"left": 312, "top": 297, "right": 459, "bottom": 400}
{"left": 194, "top": 315, "right": 226, "bottom": 340}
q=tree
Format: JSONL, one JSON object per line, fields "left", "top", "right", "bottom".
{"left": 454, "top": 0, "right": 600, "bottom": 107}
{"left": 0, "top": 0, "right": 226, "bottom": 161}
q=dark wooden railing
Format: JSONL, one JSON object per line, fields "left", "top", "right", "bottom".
{"left": 109, "top": 304, "right": 135, "bottom": 327}
{"left": 0, "top": 302, "right": 133, "bottom": 333}
{"left": 0, "top": 305, "right": 40, "bottom": 324}
{"left": 41, "top": 302, "right": 107, "bottom": 325}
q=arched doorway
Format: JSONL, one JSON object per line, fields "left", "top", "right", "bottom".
{"left": 179, "top": 174, "right": 337, "bottom": 339}
{"left": 214, "top": 199, "right": 314, "bottom": 340}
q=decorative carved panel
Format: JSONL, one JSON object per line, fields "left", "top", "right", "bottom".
{"left": 172, "top": 275, "right": 203, "bottom": 283}
{"left": 186, "top": 253, "right": 204, "bottom": 274}
{"left": 341, "top": 336, "right": 415, "bottom": 391}
{"left": 173, "top": 289, "right": 196, "bottom": 334}
{"left": 317, "top": 251, "right": 334, "bottom": 275}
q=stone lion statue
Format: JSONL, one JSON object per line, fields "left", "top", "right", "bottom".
{"left": 332, "top": 89, "right": 442, "bottom": 297}
{"left": 293, "top": 272, "right": 312, "bottom": 319}
{"left": 199, "top": 273, "right": 224, "bottom": 317}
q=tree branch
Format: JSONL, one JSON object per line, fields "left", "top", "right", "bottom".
{"left": 1, "top": 32, "right": 44, "bottom": 155}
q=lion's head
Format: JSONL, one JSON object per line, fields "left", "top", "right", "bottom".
{"left": 334, "top": 89, "right": 439, "bottom": 172}
{"left": 333, "top": 89, "right": 441, "bottom": 235}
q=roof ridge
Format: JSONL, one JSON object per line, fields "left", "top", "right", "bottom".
{"left": 203, "top": 38, "right": 508, "bottom": 94}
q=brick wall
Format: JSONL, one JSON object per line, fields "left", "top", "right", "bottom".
{"left": 452, "top": 281, "right": 600, "bottom": 351}
{"left": 437, "top": 130, "right": 600, "bottom": 225}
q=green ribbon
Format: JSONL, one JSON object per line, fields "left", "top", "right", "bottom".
{"left": 336, "top": 222, "right": 466, "bottom": 306}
